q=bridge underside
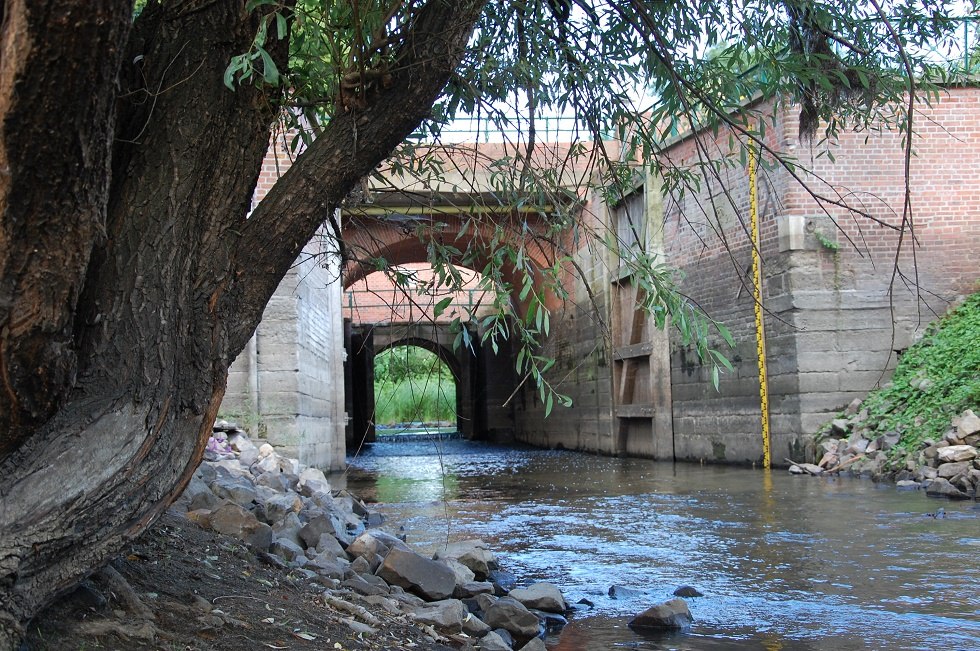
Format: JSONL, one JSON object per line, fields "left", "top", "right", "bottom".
{"left": 345, "top": 321, "right": 519, "bottom": 452}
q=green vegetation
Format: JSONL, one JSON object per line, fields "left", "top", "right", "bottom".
{"left": 374, "top": 347, "right": 456, "bottom": 426}
{"left": 861, "top": 292, "right": 980, "bottom": 462}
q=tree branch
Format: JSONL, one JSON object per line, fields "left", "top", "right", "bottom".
{"left": 224, "top": 0, "right": 488, "bottom": 353}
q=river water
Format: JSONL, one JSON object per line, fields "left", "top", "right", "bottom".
{"left": 332, "top": 440, "right": 980, "bottom": 651}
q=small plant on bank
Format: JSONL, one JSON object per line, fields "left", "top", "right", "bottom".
{"left": 814, "top": 230, "right": 842, "bottom": 291}
{"left": 870, "top": 292, "right": 980, "bottom": 462}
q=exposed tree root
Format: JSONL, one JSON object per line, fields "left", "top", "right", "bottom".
{"left": 94, "top": 564, "right": 155, "bottom": 621}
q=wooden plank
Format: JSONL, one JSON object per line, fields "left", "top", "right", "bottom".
{"left": 613, "top": 342, "right": 654, "bottom": 360}
{"left": 615, "top": 404, "right": 655, "bottom": 418}
{"left": 616, "top": 286, "right": 647, "bottom": 406}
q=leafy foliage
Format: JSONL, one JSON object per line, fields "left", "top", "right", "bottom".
{"left": 861, "top": 292, "right": 980, "bottom": 459}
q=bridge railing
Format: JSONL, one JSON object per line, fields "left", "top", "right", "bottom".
{"left": 415, "top": 115, "right": 596, "bottom": 144}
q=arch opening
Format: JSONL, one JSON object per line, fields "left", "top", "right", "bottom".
{"left": 373, "top": 344, "right": 458, "bottom": 437}
{"left": 343, "top": 257, "right": 525, "bottom": 453}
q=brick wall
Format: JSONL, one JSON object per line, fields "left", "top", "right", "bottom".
{"left": 344, "top": 263, "right": 493, "bottom": 325}
{"left": 515, "top": 87, "right": 980, "bottom": 465}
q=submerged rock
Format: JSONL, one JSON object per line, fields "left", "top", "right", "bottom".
{"left": 672, "top": 585, "right": 704, "bottom": 597}
{"left": 607, "top": 585, "right": 645, "bottom": 600}
{"left": 628, "top": 598, "right": 693, "bottom": 631}
{"left": 509, "top": 582, "right": 567, "bottom": 613}
{"left": 925, "top": 478, "right": 971, "bottom": 500}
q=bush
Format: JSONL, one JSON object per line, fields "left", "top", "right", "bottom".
{"left": 862, "top": 291, "right": 980, "bottom": 458}
{"left": 374, "top": 346, "right": 456, "bottom": 425}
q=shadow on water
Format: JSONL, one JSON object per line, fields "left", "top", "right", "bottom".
{"left": 331, "top": 439, "right": 980, "bottom": 651}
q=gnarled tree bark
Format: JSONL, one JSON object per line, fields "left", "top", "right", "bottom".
{"left": 0, "top": 0, "right": 486, "bottom": 646}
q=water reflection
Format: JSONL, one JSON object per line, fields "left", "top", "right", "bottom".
{"left": 332, "top": 440, "right": 980, "bottom": 650}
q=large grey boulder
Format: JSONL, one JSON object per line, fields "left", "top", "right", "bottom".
{"left": 628, "top": 598, "right": 693, "bottom": 630}
{"left": 296, "top": 466, "right": 331, "bottom": 496}
{"left": 210, "top": 475, "right": 258, "bottom": 507}
{"left": 272, "top": 511, "right": 305, "bottom": 547}
{"left": 474, "top": 592, "right": 498, "bottom": 614}
{"left": 462, "top": 612, "right": 491, "bottom": 637}
{"left": 411, "top": 599, "right": 469, "bottom": 632}
{"left": 227, "top": 431, "right": 257, "bottom": 453}
{"left": 207, "top": 501, "right": 272, "bottom": 551}
{"left": 509, "top": 582, "right": 567, "bottom": 613}
{"left": 299, "top": 515, "right": 343, "bottom": 551}
{"left": 342, "top": 574, "right": 390, "bottom": 597}
{"left": 269, "top": 537, "right": 305, "bottom": 563}
{"left": 478, "top": 630, "right": 512, "bottom": 651}
{"left": 481, "top": 597, "right": 541, "bottom": 641}
{"left": 434, "top": 539, "right": 498, "bottom": 579}
{"left": 315, "top": 533, "right": 348, "bottom": 560}
{"left": 184, "top": 476, "right": 221, "bottom": 512}
{"left": 264, "top": 492, "right": 303, "bottom": 524}
{"left": 350, "top": 552, "right": 382, "bottom": 574}
{"left": 937, "top": 445, "right": 978, "bottom": 463}
{"left": 442, "top": 558, "right": 476, "bottom": 585}
{"left": 519, "top": 638, "right": 547, "bottom": 651}
{"left": 955, "top": 409, "right": 980, "bottom": 436}
{"left": 926, "top": 477, "right": 972, "bottom": 499}
{"left": 348, "top": 531, "right": 409, "bottom": 560}
{"left": 305, "top": 553, "right": 348, "bottom": 580}
{"left": 255, "top": 470, "right": 292, "bottom": 492}
{"left": 937, "top": 461, "right": 973, "bottom": 479}
{"left": 388, "top": 585, "right": 427, "bottom": 608}
{"left": 377, "top": 547, "right": 456, "bottom": 601}
{"left": 212, "top": 459, "right": 250, "bottom": 479}
{"left": 455, "top": 581, "right": 495, "bottom": 599}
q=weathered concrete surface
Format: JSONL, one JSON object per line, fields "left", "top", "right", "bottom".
{"left": 514, "top": 88, "right": 980, "bottom": 464}
{"left": 224, "top": 231, "right": 347, "bottom": 471}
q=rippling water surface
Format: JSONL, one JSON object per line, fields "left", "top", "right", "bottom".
{"left": 330, "top": 440, "right": 980, "bottom": 651}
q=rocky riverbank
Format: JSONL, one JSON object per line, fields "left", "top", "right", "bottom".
{"left": 793, "top": 406, "right": 980, "bottom": 500}
{"left": 28, "top": 422, "right": 579, "bottom": 651}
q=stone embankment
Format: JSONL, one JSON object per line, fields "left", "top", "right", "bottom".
{"left": 793, "top": 406, "right": 980, "bottom": 500}
{"left": 181, "top": 422, "right": 569, "bottom": 650}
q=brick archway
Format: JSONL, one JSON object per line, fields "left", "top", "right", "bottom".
{"left": 341, "top": 191, "right": 563, "bottom": 315}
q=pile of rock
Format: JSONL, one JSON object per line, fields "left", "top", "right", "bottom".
{"left": 799, "top": 405, "right": 980, "bottom": 500}
{"left": 173, "top": 424, "right": 568, "bottom": 649}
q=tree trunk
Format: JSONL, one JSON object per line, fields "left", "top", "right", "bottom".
{"left": 0, "top": 0, "right": 486, "bottom": 646}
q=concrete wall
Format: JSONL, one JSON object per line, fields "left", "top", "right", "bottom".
{"left": 224, "top": 232, "right": 346, "bottom": 470}
{"left": 511, "top": 177, "right": 618, "bottom": 453}
{"left": 222, "top": 132, "right": 347, "bottom": 470}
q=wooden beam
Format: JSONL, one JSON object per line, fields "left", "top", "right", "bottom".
{"left": 613, "top": 341, "right": 654, "bottom": 360}
{"left": 616, "top": 404, "right": 656, "bottom": 418}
